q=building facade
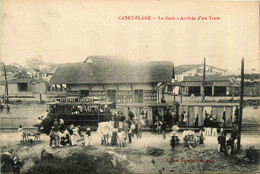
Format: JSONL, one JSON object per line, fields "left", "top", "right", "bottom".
{"left": 174, "top": 64, "right": 226, "bottom": 81}
{"left": 50, "top": 56, "right": 174, "bottom": 105}
{"left": 180, "top": 76, "right": 231, "bottom": 96}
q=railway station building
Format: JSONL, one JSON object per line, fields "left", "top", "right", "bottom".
{"left": 50, "top": 56, "right": 174, "bottom": 106}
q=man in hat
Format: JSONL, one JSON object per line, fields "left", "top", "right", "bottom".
{"left": 161, "top": 119, "right": 167, "bottom": 139}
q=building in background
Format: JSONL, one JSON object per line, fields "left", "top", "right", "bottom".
{"left": 0, "top": 78, "right": 50, "bottom": 97}
{"left": 180, "top": 76, "right": 231, "bottom": 96}
{"left": 174, "top": 64, "right": 226, "bottom": 81}
{"left": 166, "top": 64, "right": 228, "bottom": 96}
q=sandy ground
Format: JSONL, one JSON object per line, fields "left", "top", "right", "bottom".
{"left": 1, "top": 131, "right": 260, "bottom": 173}
{"left": 0, "top": 98, "right": 259, "bottom": 173}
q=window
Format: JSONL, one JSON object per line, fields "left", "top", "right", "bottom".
{"left": 107, "top": 90, "right": 116, "bottom": 102}
{"left": 168, "top": 85, "right": 173, "bottom": 91}
{"left": 181, "top": 87, "right": 185, "bottom": 92}
{"left": 17, "top": 83, "right": 28, "bottom": 92}
{"left": 134, "top": 90, "right": 143, "bottom": 103}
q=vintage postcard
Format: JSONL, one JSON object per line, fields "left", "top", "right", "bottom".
{"left": 0, "top": 0, "right": 259, "bottom": 173}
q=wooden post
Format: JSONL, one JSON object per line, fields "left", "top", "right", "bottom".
{"left": 174, "top": 92, "right": 176, "bottom": 103}
{"left": 3, "top": 65, "right": 9, "bottom": 103}
{"left": 202, "top": 57, "right": 206, "bottom": 102}
{"left": 40, "top": 93, "right": 42, "bottom": 103}
{"left": 237, "top": 58, "right": 244, "bottom": 152}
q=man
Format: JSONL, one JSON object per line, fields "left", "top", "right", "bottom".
{"left": 212, "top": 119, "right": 218, "bottom": 136}
{"left": 161, "top": 119, "right": 167, "bottom": 139}
{"left": 49, "top": 126, "right": 55, "bottom": 147}
{"left": 204, "top": 116, "right": 209, "bottom": 136}
{"left": 217, "top": 132, "right": 226, "bottom": 152}
{"left": 194, "top": 114, "right": 199, "bottom": 127}
{"left": 6, "top": 104, "right": 10, "bottom": 114}
{"left": 0, "top": 104, "right": 4, "bottom": 113}
{"left": 182, "top": 111, "right": 188, "bottom": 127}
{"left": 180, "top": 111, "right": 185, "bottom": 127}
{"left": 128, "top": 108, "right": 134, "bottom": 121}
{"left": 175, "top": 102, "right": 180, "bottom": 115}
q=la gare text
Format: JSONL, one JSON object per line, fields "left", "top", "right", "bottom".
{"left": 118, "top": 16, "right": 220, "bottom": 21}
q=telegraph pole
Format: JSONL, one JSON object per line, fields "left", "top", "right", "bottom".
{"left": 237, "top": 57, "right": 244, "bottom": 152}
{"left": 202, "top": 57, "right": 206, "bottom": 101}
{"left": 3, "top": 65, "right": 9, "bottom": 103}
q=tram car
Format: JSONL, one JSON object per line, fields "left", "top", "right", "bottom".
{"left": 179, "top": 103, "right": 240, "bottom": 128}
{"left": 37, "top": 97, "right": 113, "bottom": 134}
{"left": 117, "top": 102, "right": 239, "bottom": 129}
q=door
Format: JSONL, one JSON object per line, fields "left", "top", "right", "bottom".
{"left": 107, "top": 90, "right": 116, "bottom": 102}
{"left": 134, "top": 90, "right": 143, "bottom": 103}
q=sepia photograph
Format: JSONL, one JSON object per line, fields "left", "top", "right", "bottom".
{"left": 0, "top": 0, "right": 259, "bottom": 173}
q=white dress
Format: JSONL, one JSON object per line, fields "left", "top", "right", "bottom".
{"left": 18, "top": 128, "right": 23, "bottom": 139}
{"left": 71, "top": 128, "right": 77, "bottom": 145}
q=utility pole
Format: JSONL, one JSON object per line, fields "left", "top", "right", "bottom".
{"left": 237, "top": 57, "right": 244, "bottom": 152}
{"left": 3, "top": 65, "right": 9, "bottom": 103}
{"left": 202, "top": 57, "right": 206, "bottom": 101}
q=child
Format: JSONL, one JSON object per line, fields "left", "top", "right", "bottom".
{"left": 17, "top": 125, "right": 25, "bottom": 142}
{"left": 170, "top": 135, "right": 176, "bottom": 151}
{"left": 84, "top": 128, "right": 91, "bottom": 146}
{"left": 117, "top": 129, "right": 125, "bottom": 147}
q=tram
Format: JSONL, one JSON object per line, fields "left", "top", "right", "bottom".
{"left": 179, "top": 103, "right": 239, "bottom": 128}
{"left": 117, "top": 102, "right": 239, "bottom": 129}
{"left": 116, "top": 103, "right": 175, "bottom": 127}
{"left": 38, "top": 97, "right": 113, "bottom": 134}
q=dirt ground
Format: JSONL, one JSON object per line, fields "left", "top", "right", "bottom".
{"left": 1, "top": 131, "right": 260, "bottom": 174}
{"left": 0, "top": 98, "right": 259, "bottom": 173}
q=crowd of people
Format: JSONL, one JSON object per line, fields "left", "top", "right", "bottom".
{"left": 48, "top": 119, "right": 88, "bottom": 147}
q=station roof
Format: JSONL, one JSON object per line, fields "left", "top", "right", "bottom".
{"left": 183, "top": 76, "right": 230, "bottom": 82}
{"left": 50, "top": 58, "right": 173, "bottom": 84}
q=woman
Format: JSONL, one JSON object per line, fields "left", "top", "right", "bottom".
{"left": 111, "top": 129, "right": 118, "bottom": 146}
{"left": 84, "top": 128, "right": 92, "bottom": 146}
{"left": 70, "top": 125, "right": 77, "bottom": 146}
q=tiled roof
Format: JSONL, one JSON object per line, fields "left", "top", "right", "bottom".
{"left": 175, "top": 64, "right": 202, "bottom": 74}
{"left": 50, "top": 60, "right": 173, "bottom": 84}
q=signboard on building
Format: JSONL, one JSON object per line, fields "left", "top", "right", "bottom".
{"left": 143, "top": 90, "right": 157, "bottom": 103}
{"left": 89, "top": 91, "right": 106, "bottom": 99}
{"left": 56, "top": 97, "right": 100, "bottom": 103}
{"left": 67, "top": 91, "right": 80, "bottom": 96}
{"left": 116, "top": 91, "right": 133, "bottom": 103}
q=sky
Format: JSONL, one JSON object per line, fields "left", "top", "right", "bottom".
{"left": 0, "top": 0, "right": 259, "bottom": 74}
